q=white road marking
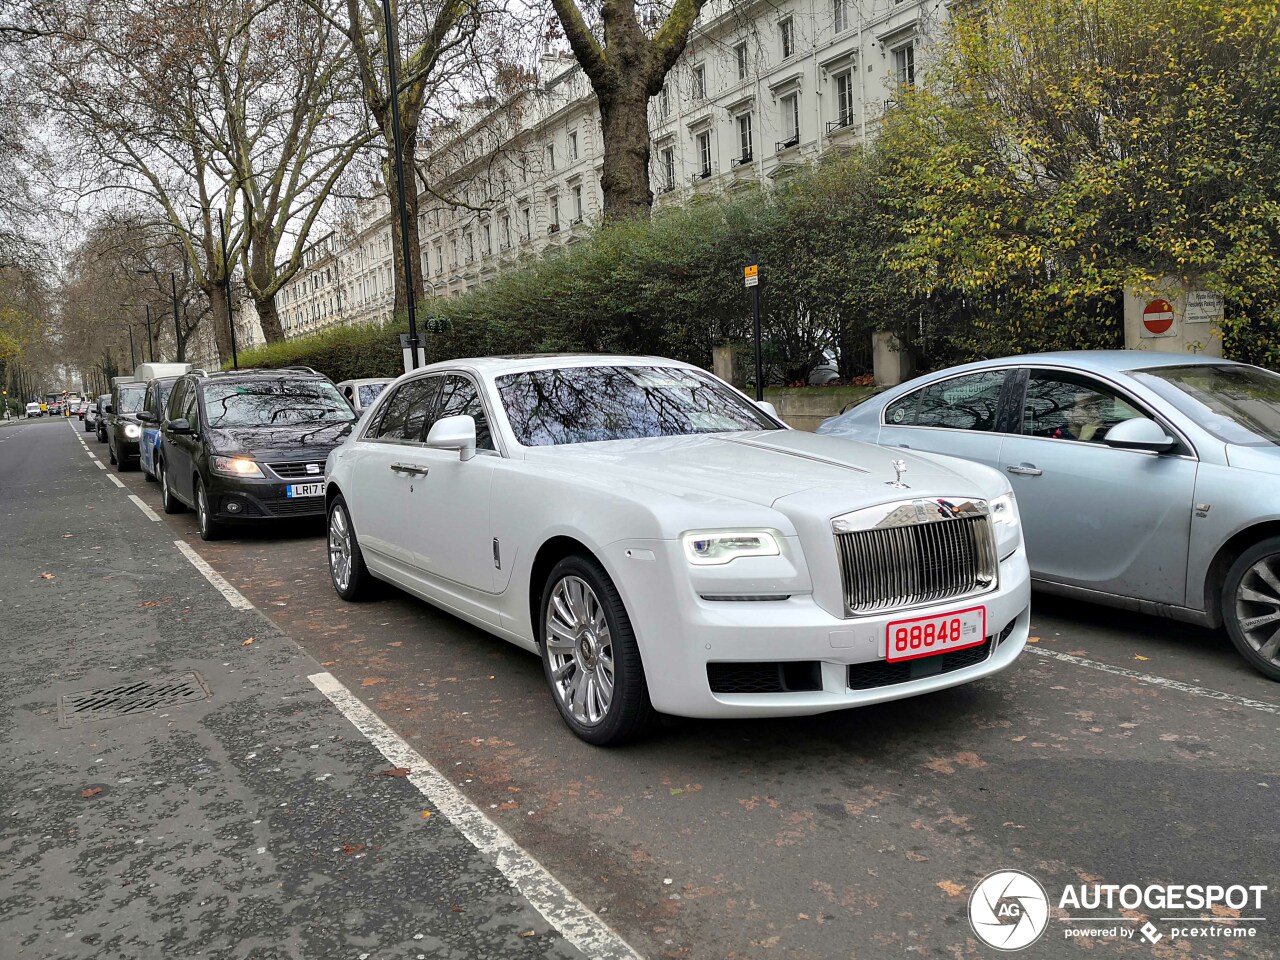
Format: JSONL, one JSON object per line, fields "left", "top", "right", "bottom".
{"left": 127, "top": 494, "right": 162, "bottom": 522}
{"left": 93, "top": 461, "right": 105, "bottom": 470}
{"left": 106, "top": 474, "right": 125, "bottom": 488}
{"left": 172, "top": 539, "right": 254, "bottom": 611}
{"left": 1027, "top": 647, "right": 1280, "bottom": 715}
{"left": 309, "top": 671, "right": 644, "bottom": 960}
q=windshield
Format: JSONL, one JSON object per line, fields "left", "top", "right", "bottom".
{"left": 201, "top": 379, "right": 357, "bottom": 429}
{"left": 116, "top": 384, "right": 146, "bottom": 414}
{"left": 496, "top": 365, "right": 780, "bottom": 446}
{"left": 1133, "top": 364, "right": 1280, "bottom": 446}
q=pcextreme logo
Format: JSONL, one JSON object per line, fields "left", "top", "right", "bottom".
{"left": 969, "top": 870, "right": 1050, "bottom": 951}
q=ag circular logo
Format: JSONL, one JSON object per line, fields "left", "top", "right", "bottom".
{"left": 968, "top": 869, "right": 1050, "bottom": 951}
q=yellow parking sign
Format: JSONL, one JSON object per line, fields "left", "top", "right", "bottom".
{"left": 744, "top": 264, "right": 759, "bottom": 287}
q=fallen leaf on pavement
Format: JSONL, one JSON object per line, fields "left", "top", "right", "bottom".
{"left": 80, "top": 787, "right": 102, "bottom": 798}
{"left": 381, "top": 767, "right": 411, "bottom": 778}
{"left": 39, "top": 572, "right": 55, "bottom": 580}
{"left": 63, "top": 534, "right": 74, "bottom": 539}
{"left": 1134, "top": 655, "right": 1149, "bottom": 661}
{"left": 519, "top": 931, "right": 536, "bottom": 939}
{"left": 1026, "top": 636, "right": 1039, "bottom": 643}
{"left": 341, "top": 842, "right": 365, "bottom": 855}
{"left": 421, "top": 810, "right": 432, "bottom": 819}
{"left": 138, "top": 601, "right": 160, "bottom": 608}
{"left": 242, "top": 638, "right": 255, "bottom": 646}
{"left": 360, "top": 677, "right": 385, "bottom": 687}
{"left": 450, "top": 905, "right": 464, "bottom": 913}
{"left": 937, "top": 880, "right": 966, "bottom": 897}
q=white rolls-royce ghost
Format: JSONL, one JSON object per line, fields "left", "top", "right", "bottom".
{"left": 324, "top": 355, "right": 1031, "bottom": 744}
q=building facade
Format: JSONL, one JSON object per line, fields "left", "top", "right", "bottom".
{"left": 273, "top": 0, "right": 945, "bottom": 338}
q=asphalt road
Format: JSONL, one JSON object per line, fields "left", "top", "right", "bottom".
{"left": 7, "top": 414, "right": 1280, "bottom": 959}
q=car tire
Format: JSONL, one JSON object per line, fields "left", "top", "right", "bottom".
{"left": 108, "top": 440, "right": 116, "bottom": 465}
{"left": 538, "top": 554, "right": 657, "bottom": 746}
{"left": 1222, "top": 536, "right": 1280, "bottom": 681}
{"left": 327, "top": 496, "right": 372, "bottom": 601}
{"left": 195, "top": 477, "right": 222, "bottom": 541}
{"left": 159, "top": 460, "right": 184, "bottom": 514}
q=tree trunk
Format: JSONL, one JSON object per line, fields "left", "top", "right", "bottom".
{"left": 598, "top": 88, "right": 655, "bottom": 221}
{"left": 206, "top": 280, "right": 233, "bottom": 366}
{"left": 383, "top": 137, "right": 424, "bottom": 317}
{"left": 255, "top": 294, "right": 284, "bottom": 344}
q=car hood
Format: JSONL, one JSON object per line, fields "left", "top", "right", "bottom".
{"left": 207, "top": 421, "right": 356, "bottom": 462}
{"left": 522, "top": 430, "right": 1002, "bottom": 508}
{"left": 1225, "top": 443, "right": 1280, "bottom": 474}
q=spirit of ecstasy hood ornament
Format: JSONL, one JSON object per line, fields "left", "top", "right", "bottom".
{"left": 886, "top": 458, "right": 909, "bottom": 489}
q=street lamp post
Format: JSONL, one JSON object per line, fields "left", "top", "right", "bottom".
{"left": 127, "top": 325, "right": 137, "bottom": 369}
{"left": 144, "top": 304, "right": 154, "bottom": 362}
{"left": 380, "top": 0, "right": 421, "bottom": 369}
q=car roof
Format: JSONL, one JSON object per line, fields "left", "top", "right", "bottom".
{"left": 918, "top": 350, "right": 1238, "bottom": 379}
{"left": 434, "top": 354, "right": 695, "bottom": 377}
{"left": 337, "top": 377, "right": 393, "bottom": 386}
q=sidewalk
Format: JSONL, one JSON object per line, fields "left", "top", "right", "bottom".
{"left": 0, "top": 419, "right": 597, "bottom": 959}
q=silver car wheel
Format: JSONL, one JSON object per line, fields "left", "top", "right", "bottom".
{"left": 545, "top": 575, "right": 615, "bottom": 726}
{"left": 329, "top": 505, "right": 352, "bottom": 592}
{"left": 1236, "top": 554, "right": 1280, "bottom": 665}
{"left": 197, "top": 484, "right": 210, "bottom": 535}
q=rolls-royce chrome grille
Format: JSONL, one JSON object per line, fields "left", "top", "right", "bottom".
{"left": 833, "top": 499, "right": 997, "bottom": 616}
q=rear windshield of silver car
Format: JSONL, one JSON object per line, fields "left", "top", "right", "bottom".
{"left": 1133, "top": 364, "right": 1280, "bottom": 446}
{"left": 201, "top": 379, "right": 357, "bottom": 429}
{"left": 496, "top": 365, "right": 781, "bottom": 446}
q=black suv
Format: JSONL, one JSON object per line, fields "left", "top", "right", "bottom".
{"left": 94, "top": 394, "right": 110, "bottom": 442}
{"left": 158, "top": 368, "right": 358, "bottom": 540}
{"left": 107, "top": 380, "right": 148, "bottom": 470}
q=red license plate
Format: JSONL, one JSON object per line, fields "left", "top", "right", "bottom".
{"left": 886, "top": 606, "right": 987, "bottom": 663}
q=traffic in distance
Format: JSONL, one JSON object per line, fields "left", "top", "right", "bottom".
{"left": 62, "top": 348, "right": 1280, "bottom": 743}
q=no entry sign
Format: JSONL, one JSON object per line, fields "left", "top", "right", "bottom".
{"left": 1142, "top": 298, "right": 1175, "bottom": 337}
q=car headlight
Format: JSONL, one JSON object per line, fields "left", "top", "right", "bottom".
{"left": 989, "top": 492, "right": 1022, "bottom": 559}
{"left": 682, "top": 530, "right": 781, "bottom": 565}
{"left": 211, "top": 456, "right": 264, "bottom": 478}
{"left": 123, "top": 423, "right": 141, "bottom": 439}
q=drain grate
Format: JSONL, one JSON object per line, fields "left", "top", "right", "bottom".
{"left": 58, "top": 673, "right": 211, "bottom": 727}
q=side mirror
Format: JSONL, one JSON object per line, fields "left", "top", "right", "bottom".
{"left": 1103, "top": 417, "right": 1176, "bottom": 453}
{"left": 166, "top": 418, "right": 192, "bottom": 435}
{"left": 103, "top": 403, "right": 114, "bottom": 415}
{"left": 425, "top": 414, "right": 477, "bottom": 462}
{"left": 138, "top": 410, "right": 156, "bottom": 423}
{"left": 754, "top": 400, "right": 781, "bottom": 420}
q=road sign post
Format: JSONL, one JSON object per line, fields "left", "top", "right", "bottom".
{"left": 745, "top": 264, "right": 762, "bottom": 400}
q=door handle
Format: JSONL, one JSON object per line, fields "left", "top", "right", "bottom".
{"left": 390, "top": 462, "right": 428, "bottom": 476}
{"left": 1006, "top": 463, "right": 1043, "bottom": 477}
{"left": 895, "top": 444, "right": 910, "bottom": 449}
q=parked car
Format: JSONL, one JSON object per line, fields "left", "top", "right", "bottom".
{"left": 83, "top": 401, "right": 97, "bottom": 431}
{"left": 24, "top": 401, "right": 41, "bottom": 418}
{"left": 324, "top": 355, "right": 1031, "bottom": 745}
{"left": 94, "top": 394, "right": 110, "bottom": 442}
{"left": 817, "top": 350, "right": 1280, "bottom": 680}
{"left": 76, "top": 400, "right": 90, "bottom": 421}
{"left": 336, "top": 377, "right": 393, "bottom": 416}
{"left": 106, "top": 380, "right": 148, "bottom": 470}
{"left": 157, "top": 368, "right": 359, "bottom": 540}
{"left": 137, "top": 377, "right": 181, "bottom": 482}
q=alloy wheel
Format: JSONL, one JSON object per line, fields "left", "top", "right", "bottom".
{"left": 329, "top": 504, "right": 352, "bottom": 592}
{"left": 197, "top": 483, "right": 210, "bottom": 536}
{"left": 544, "top": 575, "right": 615, "bottom": 726}
{"left": 1235, "top": 553, "right": 1280, "bottom": 666}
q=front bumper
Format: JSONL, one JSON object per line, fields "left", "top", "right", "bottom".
{"left": 606, "top": 541, "right": 1032, "bottom": 719}
{"left": 204, "top": 472, "right": 327, "bottom": 521}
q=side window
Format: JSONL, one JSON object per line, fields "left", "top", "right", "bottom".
{"left": 369, "top": 377, "right": 438, "bottom": 442}
{"left": 1021, "top": 371, "right": 1146, "bottom": 445}
{"left": 430, "top": 374, "right": 495, "bottom": 451}
{"left": 183, "top": 385, "right": 200, "bottom": 425}
{"left": 146, "top": 384, "right": 159, "bottom": 417}
{"left": 167, "top": 381, "right": 186, "bottom": 421}
{"left": 886, "top": 371, "right": 1007, "bottom": 431}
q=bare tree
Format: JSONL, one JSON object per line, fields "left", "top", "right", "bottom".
{"left": 548, "top": 0, "right": 708, "bottom": 219}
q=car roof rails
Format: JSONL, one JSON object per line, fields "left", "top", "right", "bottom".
{"left": 277, "top": 365, "right": 323, "bottom": 376}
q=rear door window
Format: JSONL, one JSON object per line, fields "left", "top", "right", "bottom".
{"left": 430, "top": 374, "right": 495, "bottom": 451}
{"left": 884, "top": 370, "right": 1009, "bottom": 431}
{"left": 368, "top": 376, "right": 440, "bottom": 443}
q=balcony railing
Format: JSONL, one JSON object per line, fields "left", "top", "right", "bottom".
{"left": 826, "top": 115, "right": 855, "bottom": 135}
{"left": 775, "top": 134, "right": 800, "bottom": 153}
{"left": 691, "top": 169, "right": 713, "bottom": 185}
{"left": 732, "top": 152, "right": 753, "bottom": 167}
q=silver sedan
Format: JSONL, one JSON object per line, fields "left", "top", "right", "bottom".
{"left": 818, "top": 350, "right": 1280, "bottom": 680}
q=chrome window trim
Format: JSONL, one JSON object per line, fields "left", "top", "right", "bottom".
{"left": 358, "top": 368, "right": 509, "bottom": 457}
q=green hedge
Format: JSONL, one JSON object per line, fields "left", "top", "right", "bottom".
{"left": 232, "top": 319, "right": 408, "bottom": 383}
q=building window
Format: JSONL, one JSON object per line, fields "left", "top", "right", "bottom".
{"left": 521, "top": 205, "right": 531, "bottom": 240}
{"left": 501, "top": 214, "right": 511, "bottom": 249}
{"left": 450, "top": 238, "right": 458, "bottom": 268}
{"left": 549, "top": 195, "right": 561, "bottom": 232}
{"left": 692, "top": 64, "right": 706, "bottom": 100}
{"left": 546, "top": 142, "right": 556, "bottom": 171}
{"left": 834, "top": 69, "right": 854, "bottom": 128}
{"left": 569, "top": 130, "right": 578, "bottom": 160}
{"left": 482, "top": 223, "right": 491, "bottom": 256}
{"left": 894, "top": 42, "right": 916, "bottom": 88}
{"left": 696, "top": 131, "right": 712, "bottom": 177}
{"left": 435, "top": 244, "right": 443, "bottom": 275}
{"left": 780, "top": 18, "right": 794, "bottom": 59}
{"left": 834, "top": 0, "right": 848, "bottom": 34}
{"left": 659, "top": 84, "right": 670, "bottom": 118}
{"left": 736, "top": 112, "right": 753, "bottom": 163}
{"left": 464, "top": 231, "right": 474, "bottom": 262}
{"left": 661, "top": 146, "right": 675, "bottom": 191}
{"left": 780, "top": 93, "right": 800, "bottom": 147}
{"left": 572, "top": 184, "right": 584, "bottom": 223}
{"left": 735, "top": 42, "right": 748, "bottom": 81}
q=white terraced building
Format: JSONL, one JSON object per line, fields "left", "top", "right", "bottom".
{"left": 272, "top": 0, "right": 946, "bottom": 339}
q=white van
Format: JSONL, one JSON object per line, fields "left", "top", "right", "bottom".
{"left": 25, "top": 401, "right": 41, "bottom": 417}
{"left": 134, "top": 362, "right": 193, "bottom": 381}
